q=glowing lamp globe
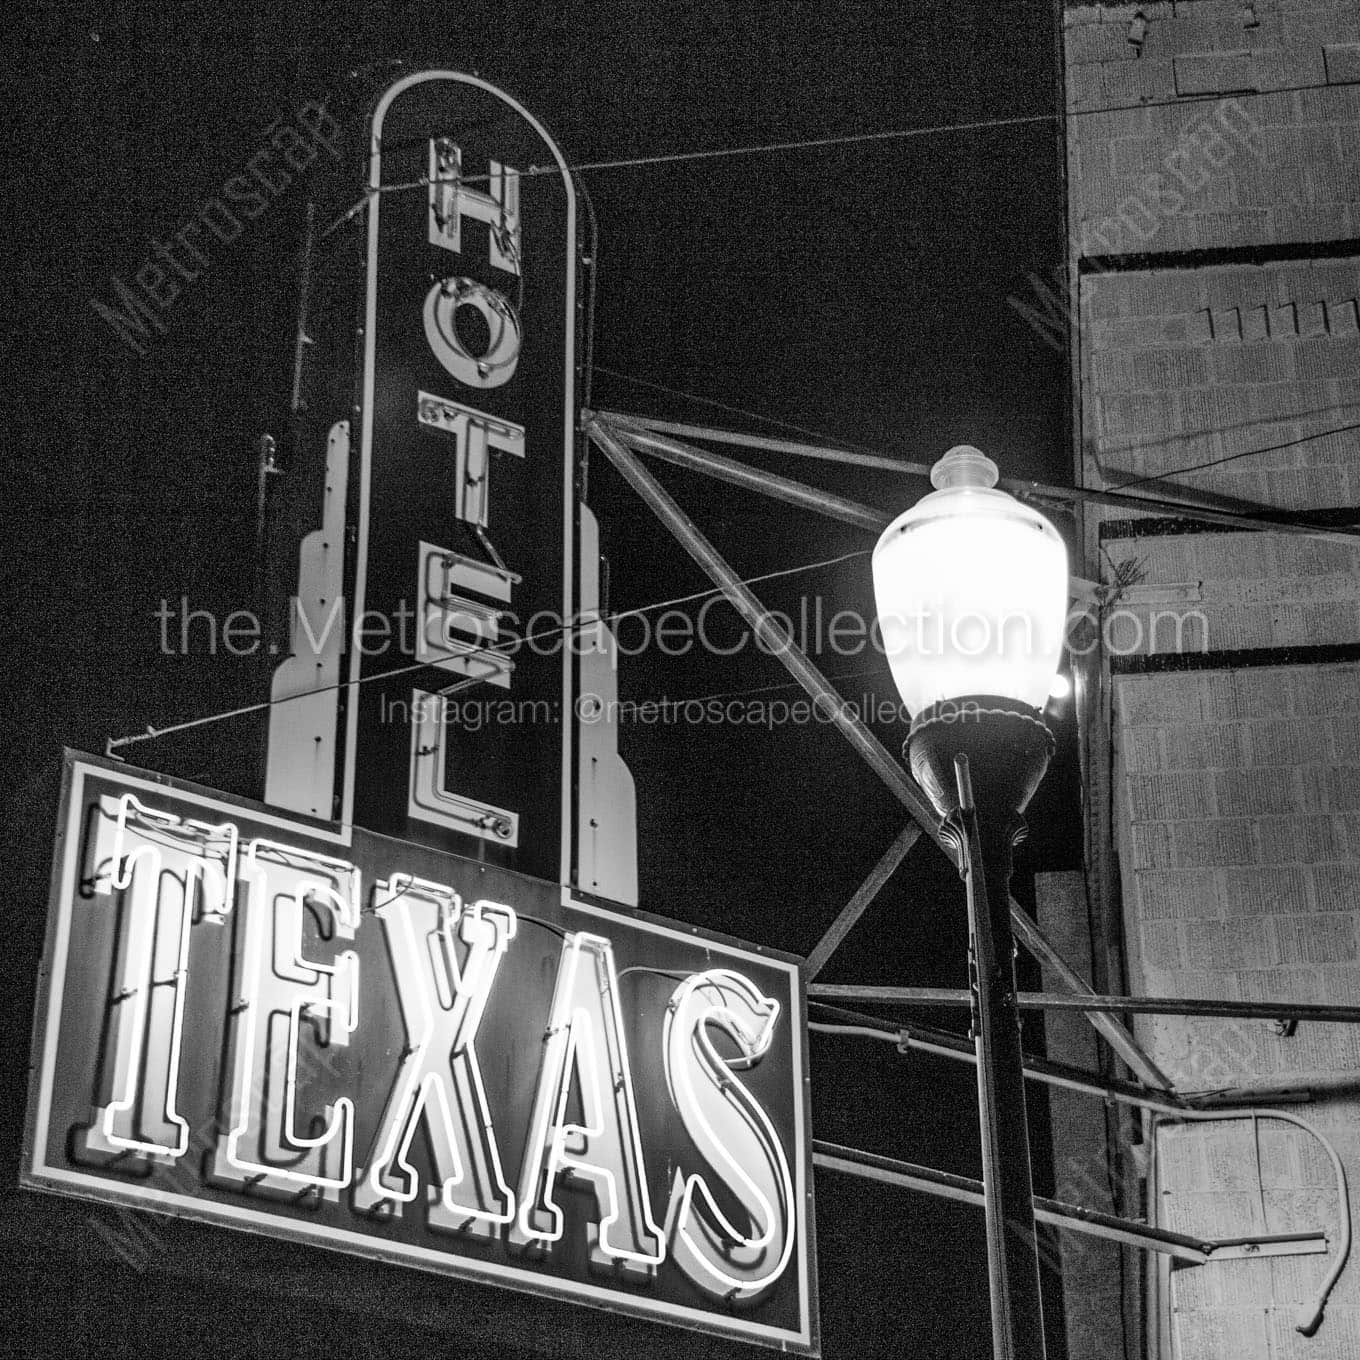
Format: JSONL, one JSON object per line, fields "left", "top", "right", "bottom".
{"left": 872, "top": 445, "right": 1069, "bottom": 822}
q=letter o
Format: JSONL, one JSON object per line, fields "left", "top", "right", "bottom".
{"left": 424, "top": 277, "right": 522, "bottom": 389}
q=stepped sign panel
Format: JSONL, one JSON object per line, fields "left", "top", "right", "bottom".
{"left": 264, "top": 71, "right": 635, "bottom": 900}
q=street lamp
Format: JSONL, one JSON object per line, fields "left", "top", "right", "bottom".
{"left": 872, "top": 444, "right": 1068, "bottom": 1360}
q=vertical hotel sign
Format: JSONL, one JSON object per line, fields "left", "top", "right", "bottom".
{"left": 266, "top": 71, "right": 616, "bottom": 885}
{"left": 348, "top": 71, "right": 574, "bottom": 879}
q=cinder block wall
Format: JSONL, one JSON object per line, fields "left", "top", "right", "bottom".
{"left": 1062, "top": 3, "right": 1360, "bottom": 1357}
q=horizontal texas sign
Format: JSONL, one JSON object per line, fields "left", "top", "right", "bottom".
{"left": 24, "top": 754, "right": 816, "bottom": 1352}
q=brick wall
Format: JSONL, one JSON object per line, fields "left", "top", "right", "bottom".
{"left": 1068, "top": 0, "right": 1360, "bottom": 255}
{"left": 1082, "top": 258, "right": 1360, "bottom": 511}
{"left": 1035, "top": 872, "right": 1130, "bottom": 1360}
{"left": 1063, "top": 3, "right": 1360, "bottom": 1357}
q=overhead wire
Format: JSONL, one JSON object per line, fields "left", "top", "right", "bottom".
{"left": 105, "top": 548, "right": 871, "bottom": 756}
{"left": 1107, "top": 420, "right": 1360, "bottom": 493}
{"left": 321, "top": 72, "right": 1332, "bottom": 237}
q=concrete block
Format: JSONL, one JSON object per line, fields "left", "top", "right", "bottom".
{"left": 1263, "top": 1187, "right": 1346, "bottom": 1240}
{"left": 1162, "top": 1190, "right": 1268, "bottom": 1240}
{"left": 1129, "top": 346, "right": 1212, "bottom": 388}
{"left": 1244, "top": 718, "right": 1331, "bottom": 767}
{"left": 1230, "top": 166, "right": 1310, "bottom": 209}
{"left": 1156, "top": 1126, "right": 1208, "bottom": 1190}
{"left": 1215, "top": 769, "right": 1304, "bottom": 817}
{"left": 1066, "top": 20, "right": 1142, "bottom": 67}
{"left": 1270, "top": 202, "right": 1355, "bottom": 240}
{"left": 1295, "top": 336, "right": 1360, "bottom": 381}
{"left": 1199, "top": 672, "right": 1293, "bottom": 723}
{"left": 1183, "top": 307, "right": 1216, "bottom": 343}
{"left": 1185, "top": 916, "right": 1279, "bottom": 968}
{"left": 1285, "top": 4, "right": 1360, "bottom": 49}
{"left": 1121, "top": 725, "right": 1165, "bottom": 771}
{"left": 1326, "top": 766, "right": 1360, "bottom": 811}
{"left": 1159, "top": 723, "right": 1249, "bottom": 770}
{"left": 1312, "top": 862, "right": 1360, "bottom": 911}
{"left": 1202, "top": 1126, "right": 1272, "bottom": 1190}
{"left": 1175, "top": 50, "right": 1259, "bottom": 96}
{"left": 1221, "top": 866, "right": 1311, "bottom": 916}
{"left": 1297, "top": 299, "right": 1329, "bottom": 337}
{"left": 1204, "top": 265, "right": 1265, "bottom": 309}
{"left": 1137, "top": 868, "right": 1223, "bottom": 918}
{"left": 1287, "top": 1019, "right": 1360, "bottom": 1070}
{"left": 1066, "top": 61, "right": 1106, "bottom": 111}
{"left": 1341, "top": 813, "right": 1360, "bottom": 859}
{"left": 1116, "top": 674, "right": 1208, "bottom": 726}
{"left": 1270, "top": 1303, "right": 1360, "bottom": 1359}
{"left": 1311, "top": 859, "right": 1354, "bottom": 913}
{"left": 1290, "top": 666, "right": 1360, "bottom": 716}
{"left": 1257, "top": 814, "right": 1342, "bottom": 863}
{"left": 1328, "top": 719, "right": 1360, "bottom": 763}
{"left": 1091, "top": 350, "right": 1136, "bottom": 392}
{"left": 1272, "top": 300, "right": 1300, "bottom": 336}
{"left": 1208, "top": 343, "right": 1296, "bottom": 383}
{"left": 1175, "top": 382, "right": 1243, "bottom": 433}
{"left": 1239, "top": 965, "right": 1324, "bottom": 1003}
{"left": 1254, "top": 42, "right": 1329, "bottom": 91}
{"left": 1211, "top": 304, "right": 1245, "bottom": 339}
{"left": 1140, "top": 916, "right": 1184, "bottom": 966}
{"left": 1245, "top": 300, "right": 1272, "bottom": 340}
{"left": 1105, "top": 56, "right": 1179, "bottom": 105}
{"left": 1082, "top": 274, "right": 1133, "bottom": 319}
{"left": 1132, "top": 821, "right": 1176, "bottom": 870}
{"left": 1175, "top": 818, "right": 1259, "bottom": 867}
{"left": 1275, "top": 912, "right": 1358, "bottom": 963}
{"left": 1295, "top": 80, "right": 1360, "bottom": 122}
{"left": 1111, "top": 136, "right": 1167, "bottom": 177}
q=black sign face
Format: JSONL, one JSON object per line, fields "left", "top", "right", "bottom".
{"left": 341, "top": 72, "right": 583, "bottom": 881}
{"left": 25, "top": 754, "right": 817, "bottom": 1352}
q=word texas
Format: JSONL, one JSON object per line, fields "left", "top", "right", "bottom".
{"left": 77, "top": 793, "right": 796, "bottom": 1302}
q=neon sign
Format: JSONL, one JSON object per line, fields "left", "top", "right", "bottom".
{"left": 24, "top": 755, "right": 816, "bottom": 1353}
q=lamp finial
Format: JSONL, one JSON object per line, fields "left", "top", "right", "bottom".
{"left": 931, "top": 445, "right": 998, "bottom": 491}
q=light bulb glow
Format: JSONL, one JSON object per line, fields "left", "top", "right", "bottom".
{"left": 872, "top": 447, "right": 1069, "bottom": 716}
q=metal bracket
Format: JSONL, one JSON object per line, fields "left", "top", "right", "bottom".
{"left": 1199, "top": 1233, "right": 1329, "bottom": 1264}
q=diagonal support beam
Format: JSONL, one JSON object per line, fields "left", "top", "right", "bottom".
{"left": 588, "top": 416, "right": 1175, "bottom": 1093}
{"left": 588, "top": 417, "right": 940, "bottom": 828}
{"left": 600, "top": 409, "right": 1360, "bottom": 541}
{"left": 806, "top": 824, "right": 921, "bottom": 980}
{"left": 611, "top": 424, "right": 889, "bottom": 531}
{"left": 597, "top": 408, "right": 932, "bottom": 475}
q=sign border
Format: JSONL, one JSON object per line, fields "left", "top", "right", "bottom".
{"left": 21, "top": 750, "right": 819, "bottom": 1355}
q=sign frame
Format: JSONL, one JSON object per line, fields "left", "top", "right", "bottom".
{"left": 22, "top": 751, "right": 819, "bottom": 1355}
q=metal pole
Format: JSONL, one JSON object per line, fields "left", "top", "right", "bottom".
{"left": 953, "top": 755, "right": 1046, "bottom": 1360}
{"left": 810, "top": 1141, "right": 1214, "bottom": 1263}
{"left": 807, "top": 985, "right": 1360, "bottom": 1024}
{"left": 812, "top": 1141, "right": 1326, "bottom": 1264}
{"left": 809, "top": 1001, "right": 1190, "bottom": 1113}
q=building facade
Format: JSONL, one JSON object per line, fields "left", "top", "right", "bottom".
{"left": 1054, "top": 2, "right": 1360, "bottom": 1355}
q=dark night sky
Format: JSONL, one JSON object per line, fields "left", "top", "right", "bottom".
{"left": 3, "top": 3, "right": 1078, "bottom": 1357}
